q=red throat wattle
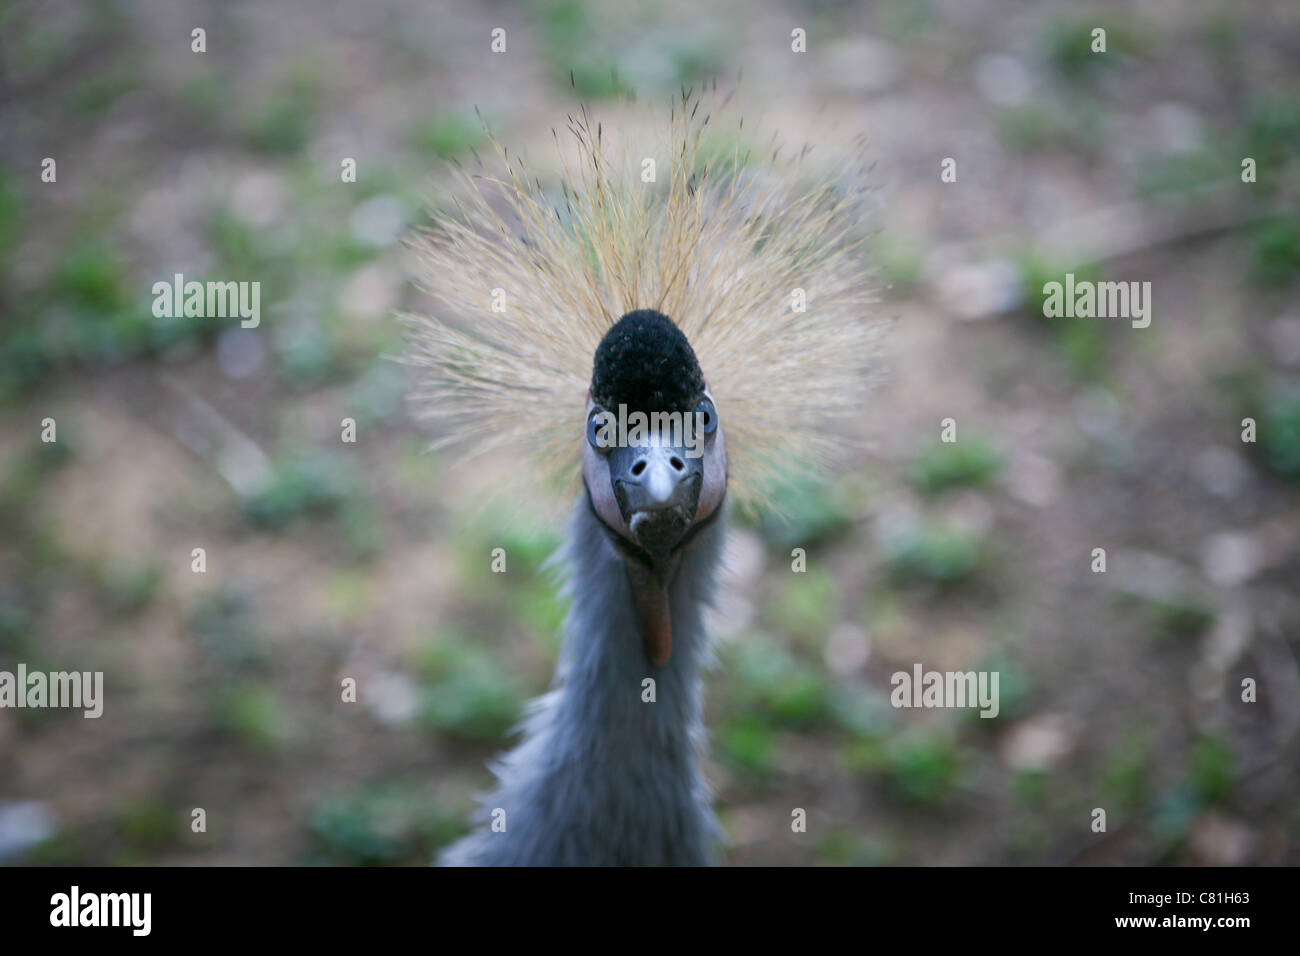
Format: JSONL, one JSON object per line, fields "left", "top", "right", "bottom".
{"left": 625, "top": 557, "right": 677, "bottom": 667}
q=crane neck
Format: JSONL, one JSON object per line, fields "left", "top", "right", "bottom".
{"left": 553, "top": 496, "right": 725, "bottom": 732}
{"left": 437, "top": 495, "right": 727, "bottom": 865}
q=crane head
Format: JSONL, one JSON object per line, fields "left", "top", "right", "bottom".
{"left": 581, "top": 309, "right": 728, "bottom": 667}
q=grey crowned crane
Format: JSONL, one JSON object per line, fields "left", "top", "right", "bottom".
{"left": 407, "top": 87, "right": 883, "bottom": 866}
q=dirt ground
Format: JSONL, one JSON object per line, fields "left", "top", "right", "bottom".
{"left": 1, "top": 0, "right": 1298, "bottom": 865}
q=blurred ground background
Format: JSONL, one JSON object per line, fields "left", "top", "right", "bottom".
{"left": 1, "top": 0, "right": 1298, "bottom": 866}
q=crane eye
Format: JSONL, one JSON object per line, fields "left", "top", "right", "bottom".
{"left": 695, "top": 399, "right": 718, "bottom": 435}
{"left": 587, "top": 407, "right": 612, "bottom": 452}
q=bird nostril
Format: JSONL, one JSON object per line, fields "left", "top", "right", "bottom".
{"left": 669, "top": 457, "right": 684, "bottom": 472}
{"left": 631, "top": 460, "right": 647, "bottom": 477}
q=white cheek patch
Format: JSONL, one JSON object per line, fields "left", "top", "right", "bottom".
{"left": 696, "top": 425, "right": 728, "bottom": 522}
{"left": 582, "top": 439, "right": 630, "bottom": 537}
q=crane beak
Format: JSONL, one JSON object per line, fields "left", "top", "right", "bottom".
{"left": 581, "top": 394, "right": 727, "bottom": 668}
{"left": 604, "top": 437, "right": 699, "bottom": 668}
{"left": 608, "top": 439, "right": 703, "bottom": 549}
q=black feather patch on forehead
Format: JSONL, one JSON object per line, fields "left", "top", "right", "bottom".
{"left": 591, "top": 310, "right": 705, "bottom": 414}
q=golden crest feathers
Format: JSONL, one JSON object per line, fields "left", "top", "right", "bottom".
{"left": 403, "top": 85, "right": 885, "bottom": 509}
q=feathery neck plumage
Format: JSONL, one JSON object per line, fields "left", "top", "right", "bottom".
{"left": 551, "top": 492, "right": 725, "bottom": 743}
{"left": 438, "top": 495, "right": 726, "bottom": 866}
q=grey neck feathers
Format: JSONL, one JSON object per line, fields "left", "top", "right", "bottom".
{"left": 438, "top": 495, "right": 726, "bottom": 866}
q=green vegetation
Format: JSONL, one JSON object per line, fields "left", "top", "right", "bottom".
{"left": 1244, "top": 94, "right": 1300, "bottom": 179}
{"left": 305, "top": 784, "right": 465, "bottom": 865}
{"left": 1150, "top": 733, "right": 1238, "bottom": 848}
{"left": 0, "top": 168, "right": 21, "bottom": 263}
{"left": 512, "top": 576, "right": 568, "bottom": 652}
{"left": 444, "top": 509, "right": 568, "bottom": 655}
{"left": 996, "top": 99, "right": 1105, "bottom": 156}
{"left": 1189, "top": 733, "right": 1237, "bottom": 805}
{"left": 239, "top": 453, "right": 357, "bottom": 529}
{"left": 725, "top": 635, "right": 830, "bottom": 730}
{"left": 1011, "top": 769, "right": 1048, "bottom": 807}
{"left": 1136, "top": 93, "right": 1300, "bottom": 215}
{"left": 714, "top": 635, "right": 833, "bottom": 777}
{"left": 275, "top": 317, "right": 353, "bottom": 386}
{"left": 975, "top": 653, "right": 1031, "bottom": 721}
{"left": 533, "top": 0, "right": 633, "bottom": 99}
{"left": 881, "top": 728, "right": 966, "bottom": 805}
{"left": 205, "top": 206, "right": 270, "bottom": 274}
{"left": 173, "top": 72, "right": 226, "bottom": 127}
{"left": 243, "top": 74, "right": 322, "bottom": 155}
{"left": 748, "top": 472, "right": 855, "bottom": 550}
{"left": 873, "top": 233, "right": 924, "bottom": 292}
{"left": 1100, "top": 734, "right": 1153, "bottom": 811}
{"left": 827, "top": 684, "right": 897, "bottom": 738}
{"left": 665, "top": 33, "right": 727, "bottom": 88}
{"left": 908, "top": 438, "right": 1002, "bottom": 494}
{"left": 0, "top": 593, "right": 34, "bottom": 657}
{"left": 55, "top": 241, "right": 131, "bottom": 313}
{"left": 214, "top": 682, "right": 285, "bottom": 753}
{"left": 187, "top": 588, "right": 271, "bottom": 672}
{"left": 1248, "top": 215, "right": 1300, "bottom": 289}
{"left": 415, "top": 632, "right": 525, "bottom": 741}
{"left": 1041, "top": 17, "right": 1142, "bottom": 82}
{"left": 0, "top": 231, "right": 241, "bottom": 394}
{"left": 880, "top": 0, "right": 932, "bottom": 43}
{"left": 1135, "top": 145, "right": 1227, "bottom": 200}
{"left": 115, "top": 798, "right": 184, "bottom": 855}
{"left": 1148, "top": 593, "right": 1216, "bottom": 640}
{"left": 96, "top": 561, "right": 164, "bottom": 615}
{"left": 883, "top": 521, "right": 985, "bottom": 585}
{"left": 1259, "top": 389, "right": 1300, "bottom": 479}
{"left": 845, "top": 725, "right": 967, "bottom": 806}
{"left": 411, "top": 113, "right": 485, "bottom": 160}
{"left": 64, "top": 62, "right": 140, "bottom": 116}
{"left": 716, "top": 715, "right": 778, "bottom": 777}
{"left": 496, "top": 519, "right": 563, "bottom": 575}
{"left": 1017, "top": 252, "right": 1102, "bottom": 316}
{"left": 1015, "top": 252, "right": 1107, "bottom": 378}
{"left": 767, "top": 567, "right": 838, "bottom": 646}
